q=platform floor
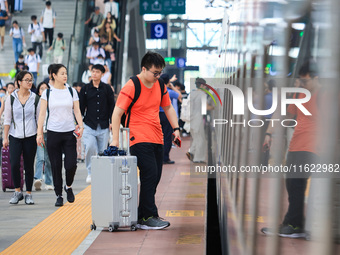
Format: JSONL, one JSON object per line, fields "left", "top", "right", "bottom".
{"left": 0, "top": 137, "right": 207, "bottom": 255}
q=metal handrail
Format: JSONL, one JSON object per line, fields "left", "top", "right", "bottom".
{"left": 67, "top": 0, "right": 79, "bottom": 71}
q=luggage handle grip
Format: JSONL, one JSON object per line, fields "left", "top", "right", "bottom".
{"left": 126, "top": 184, "right": 132, "bottom": 200}
{"left": 119, "top": 128, "right": 130, "bottom": 156}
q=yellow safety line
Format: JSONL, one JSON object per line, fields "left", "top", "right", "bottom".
{"left": 1, "top": 186, "right": 92, "bottom": 255}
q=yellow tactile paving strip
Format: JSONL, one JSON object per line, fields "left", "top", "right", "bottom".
{"left": 1, "top": 186, "right": 92, "bottom": 255}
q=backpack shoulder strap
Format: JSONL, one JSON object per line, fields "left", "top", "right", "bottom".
{"left": 158, "top": 78, "right": 166, "bottom": 102}
{"left": 34, "top": 94, "right": 40, "bottom": 108}
{"left": 125, "top": 76, "right": 141, "bottom": 128}
{"left": 46, "top": 88, "right": 50, "bottom": 126}
{"left": 68, "top": 86, "right": 73, "bottom": 98}
{"left": 34, "top": 94, "right": 40, "bottom": 122}
{"left": 10, "top": 95, "right": 15, "bottom": 128}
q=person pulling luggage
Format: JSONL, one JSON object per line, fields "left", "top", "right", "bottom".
{"left": 3, "top": 71, "right": 39, "bottom": 205}
{"left": 110, "top": 52, "right": 180, "bottom": 230}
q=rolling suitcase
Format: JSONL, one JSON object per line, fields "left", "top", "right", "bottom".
{"left": 2, "top": 147, "right": 24, "bottom": 192}
{"left": 91, "top": 128, "right": 138, "bottom": 231}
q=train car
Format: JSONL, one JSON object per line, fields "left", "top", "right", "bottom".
{"left": 206, "top": 0, "right": 340, "bottom": 254}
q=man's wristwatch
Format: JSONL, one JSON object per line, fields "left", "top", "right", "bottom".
{"left": 173, "top": 127, "right": 180, "bottom": 132}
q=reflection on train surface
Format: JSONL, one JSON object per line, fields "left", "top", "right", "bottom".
{"left": 205, "top": 0, "right": 340, "bottom": 254}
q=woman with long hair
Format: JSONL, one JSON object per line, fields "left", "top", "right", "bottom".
{"left": 3, "top": 71, "right": 39, "bottom": 205}
{"left": 100, "top": 22, "right": 121, "bottom": 44}
{"left": 36, "top": 64, "right": 84, "bottom": 207}
{"left": 96, "top": 11, "right": 116, "bottom": 31}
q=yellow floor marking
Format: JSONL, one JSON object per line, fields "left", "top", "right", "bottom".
{"left": 176, "top": 234, "right": 202, "bottom": 245}
{"left": 180, "top": 172, "right": 190, "bottom": 175}
{"left": 305, "top": 177, "right": 311, "bottom": 197}
{"left": 189, "top": 182, "right": 203, "bottom": 186}
{"left": 186, "top": 194, "right": 205, "bottom": 198}
{"left": 180, "top": 172, "right": 205, "bottom": 176}
{"left": 244, "top": 214, "right": 264, "bottom": 223}
{"left": 0, "top": 73, "right": 9, "bottom": 77}
{"left": 1, "top": 186, "right": 92, "bottom": 255}
{"left": 166, "top": 210, "right": 204, "bottom": 217}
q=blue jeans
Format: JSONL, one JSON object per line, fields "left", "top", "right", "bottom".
{"left": 32, "top": 72, "right": 37, "bottom": 85}
{"left": 12, "top": 38, "right": 23, "bottom": 62}
{"left": 83, "top": 124, "right": 109, "bottom": 175}
{"left": 34, "top": 133, "right": 53, "bottom": 185}
{"left": 14, "top": 0, "right": 22, "bottom": 11}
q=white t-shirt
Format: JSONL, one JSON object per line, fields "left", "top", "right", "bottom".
{"left": 86, "top": 46, "right": 105, "bottom": 64}
{"left": 41, "top": 87, "right": 78, "bottom": 132}
{"left": 104, "top": 2, "right": 119, "bottom": 18}
{"left": 10, "top": 27, "right": 25, "bottom": 39}
{"left": 25, "top": 54, "right": 41, "bottom": 72}
{"left": 27, "top": 23, "right": 44, "bottom": 42}
{"left": 0, "top": 0, "right": 7, "bottom": 11}
{"left": 41, "top": 8, "right": 56, "bottom": 28}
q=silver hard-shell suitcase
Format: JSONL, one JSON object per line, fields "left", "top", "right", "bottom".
{"left": 91, "top": 128, "right": 138, "bottom": 231}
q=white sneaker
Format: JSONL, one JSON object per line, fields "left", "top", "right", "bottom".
{"left": 86, "top": 175, "right": 91, "bottom": 184}
{"left": 45, "top": 184, "right": 54, "bottom": 190}
{"left": 34, "top": 179, "right": 42, "bottom": 191}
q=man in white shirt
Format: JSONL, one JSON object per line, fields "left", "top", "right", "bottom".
{"left": 25, "top": 48, "right": 41, "bottom": 86}
{"left": 28, "top": 15, "right": 45, "bottom": 58}
{"left": 0, "top": 3, "right": 8, "bottom": 50}
{"left": 0, "top": 0, "right": 8, "bottom": 13}
{"left": 104, "top": 0, "right": 119, "bottom": 19}
{"left": 86, "top": 42, "right": 105, "bottom": 65}
{"left": 40, "top": 0, "right": 56, "bottom": 47}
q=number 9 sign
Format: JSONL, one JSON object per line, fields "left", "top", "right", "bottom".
{"left": 151, "top": 22, "right": 167, "bottom": 39}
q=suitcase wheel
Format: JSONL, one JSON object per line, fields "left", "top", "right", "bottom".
{"left": 2, "top": 188, "right": 5, "bottom": 192}
{"left": 108, "top": 225, "right": 114, "bottom": 232}
{"left": 131, "top": 225, "right": 137, "bottom": 231}
{"left": 90, "top": 224, "right": 97, "bottom": 231}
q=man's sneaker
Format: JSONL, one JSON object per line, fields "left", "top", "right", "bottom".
{"left": 86, "top": 175, "right": 91, "bottom": 184}
{"left": 9, "top": 191, "right": 24, "bottom": 204}
{"left": 34, "top": 179, "right": 42, "bottom": 191}
{"left": 25, "top": 194, "right": 34, "bottom": 205}
{"left": 64, "top": 185, "right": 75, "bottom": 203}
{"left": 138, "top": 216, "right": 170, "bottom": 230}
{"left": 279, "top": 224, "right": 306, "bottom": 238}
{"left": 261, "top": 224, "right": 306, "bottom": 238}
{"left": 45, "top": 184, "right": 54, "bottom": 190}
{"left": 55, "top": 196, "right": 63, "bottom": 206}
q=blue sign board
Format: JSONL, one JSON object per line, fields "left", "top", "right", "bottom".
{"left": 176, "top": 58, "right": 186, "bottom": 68}
{"left": 150, "top": 22, "right": 167, "bottom": 39}
{"left": 140, "top": 0, "right": 186, "bottom": 15}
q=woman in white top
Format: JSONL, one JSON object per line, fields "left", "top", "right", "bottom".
{"left": 88, "top": 29, "right": 100, "bottom": 46}
{"left": 3, "top": 71, "right": 39, "bottom": 205}
{"left": 37, "top": 64, "right": 84, "bottom": 207}
{"left": 9, "top": 20, "right": 26, "bottom": 62}
{"left": 101, "top": 63, "right": 111, "bottom": 85}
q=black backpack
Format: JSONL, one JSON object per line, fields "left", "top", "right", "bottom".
{"left": 121, "top": 76, "right": 166, "bottom": 128}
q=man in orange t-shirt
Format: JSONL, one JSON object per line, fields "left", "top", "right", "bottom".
{"left": 262, "top": 60, "right": 320, "bottom": 238}
{"left": 110, "top": 52, "right": 180, "bottom": 230}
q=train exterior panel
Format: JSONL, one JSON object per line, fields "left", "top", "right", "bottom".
{"left": 208, "top": 0, "right": 340, "bottom": 254}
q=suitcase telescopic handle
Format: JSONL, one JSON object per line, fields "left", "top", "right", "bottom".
{"left": 119, "top": 128, "right": 130, "bottom": 156}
